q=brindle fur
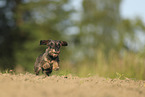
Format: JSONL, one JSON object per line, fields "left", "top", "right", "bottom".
{"left": 34, "top": 40, "right": 68, "bottom": 76}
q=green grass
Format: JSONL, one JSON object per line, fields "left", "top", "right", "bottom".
{"left": 1, "top": 50, "right": 145, "bottom": 80}
{"left": 59, "top": 50, "right": 145, "bottom": 80}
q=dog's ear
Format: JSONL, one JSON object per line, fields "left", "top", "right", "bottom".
{"left": 61, "top": 41, "right": 68, "bottom": 46}
{"left": 40, "top": 40, "right": 51, "bottom": 45}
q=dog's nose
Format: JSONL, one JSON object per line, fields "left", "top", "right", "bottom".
{"left": 52, "top": 49, "right": 60, "bottom": 53}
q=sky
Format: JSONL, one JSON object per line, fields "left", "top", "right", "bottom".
{"left": 120, "top": 0, "right": 145, "bottom": 50}
{"left": 120, "top": 0, "right": 145, "bottom": 23}
{"left": 71, "top": 0, "right": 145, "bottom": 23}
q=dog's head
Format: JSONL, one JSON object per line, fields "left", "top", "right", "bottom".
{"left": 40, "top": 40, "right": 68, "bottom": 58}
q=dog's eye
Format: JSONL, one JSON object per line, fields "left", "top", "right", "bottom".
{"left": 50, "top": 43, "right": 53, "bottom": 46}
{"left": 49, "top": 42, "right": 54, "bottom": 47}
{"left": 57, "top": 44, "right": 60, "bottom": 48}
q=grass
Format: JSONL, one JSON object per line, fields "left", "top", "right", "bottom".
{"left": 1, "top": 50, "right": 145, "bottom": 80}
{"left": 58, "top": 50, "right": 145, "bottom": 80}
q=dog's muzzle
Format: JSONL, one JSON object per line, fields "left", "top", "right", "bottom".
{"left": 49, "top": 50, "right": 60, "bottom": 58}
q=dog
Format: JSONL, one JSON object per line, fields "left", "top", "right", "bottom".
{"left": 34, "top": 40, "right": 68, "bottom": 76}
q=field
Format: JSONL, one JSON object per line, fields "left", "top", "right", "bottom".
{"left": 0, "top": 73, "right": 145, "bottom": 97}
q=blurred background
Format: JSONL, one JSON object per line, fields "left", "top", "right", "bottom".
{"left": 0, "top": 0, "right": 145, "bottom": 80}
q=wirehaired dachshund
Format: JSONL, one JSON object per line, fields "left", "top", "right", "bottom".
{"left": 34, "top": 40, "right": 68, "bottom": 76}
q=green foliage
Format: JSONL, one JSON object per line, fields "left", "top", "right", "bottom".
{"left": 115, "top": 72, "right": 126, "bottom": 80}
{"left": 0, "top": 0, "right": 73, "bottom": 71}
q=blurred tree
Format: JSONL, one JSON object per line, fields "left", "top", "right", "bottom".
{"left": 70, "top": 0, "right": 145, "bottom": 61}
{"left": 0, "top": 0, "right": 28, "bottom": 70}
{"left": 0, "top": 0, "right": 74, "bottom": 71}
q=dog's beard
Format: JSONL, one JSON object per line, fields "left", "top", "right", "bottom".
{"left": 51, "top": 53, "right": 58, "bottom": 58}
{"left": 48, "top": 53, "right": 59, "bottom": 58}
{"left": 48, "top": 50, "right": 59, "bottom": 58}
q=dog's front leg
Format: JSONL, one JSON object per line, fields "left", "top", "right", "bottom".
{"left": 35, "top": 66, "right": 41, "bottom": 75}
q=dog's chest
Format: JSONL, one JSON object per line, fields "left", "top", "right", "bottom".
{"left": 41, "top": 55, "right": 57, "bottom": 69}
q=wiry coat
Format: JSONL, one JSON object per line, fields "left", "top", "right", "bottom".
{"left": 34, "top": 40, "right": 68, "bottom": 76}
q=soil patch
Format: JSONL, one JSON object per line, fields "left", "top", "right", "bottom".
{"left": 0, "top": 73, "right": 145, "bottom": 97}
